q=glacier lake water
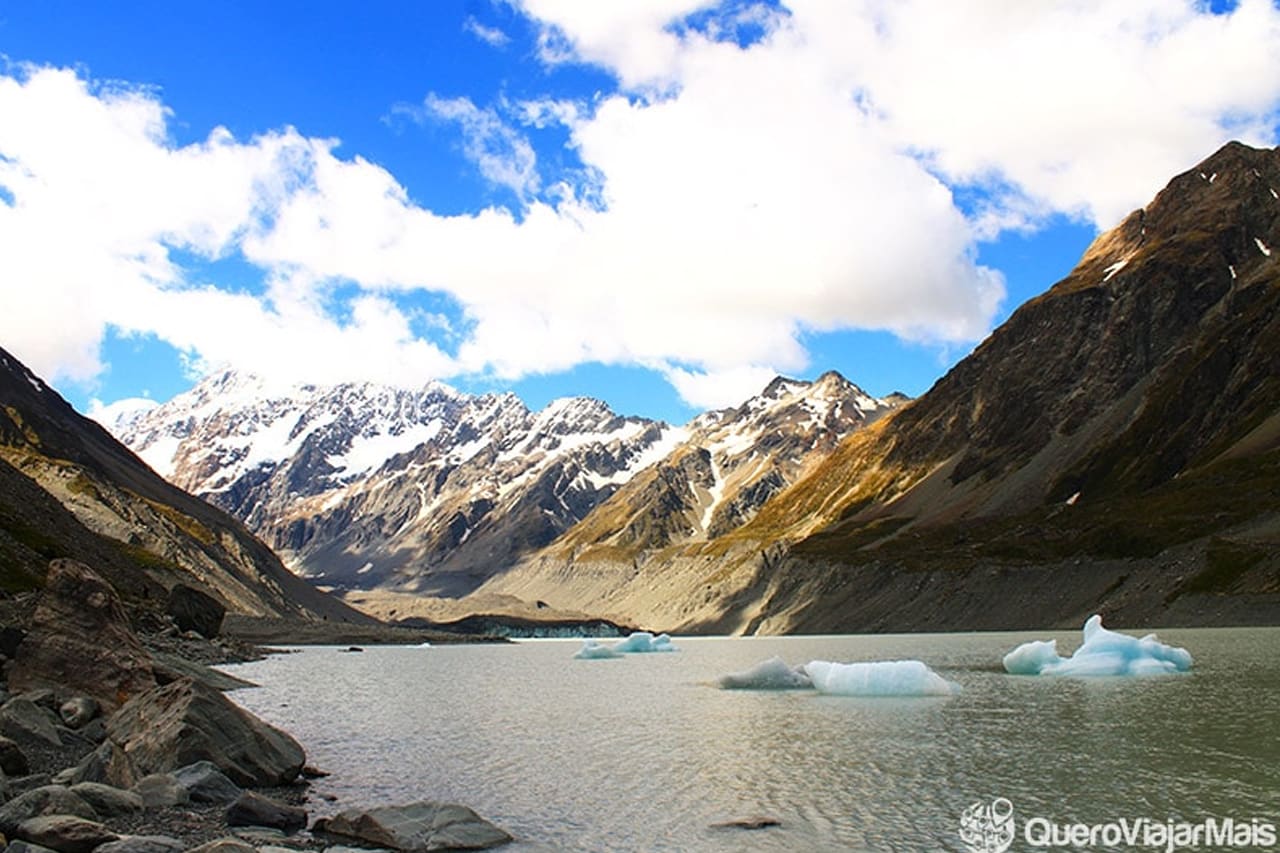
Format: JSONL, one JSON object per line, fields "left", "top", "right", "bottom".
{"left": 222, "top": 628, "right": 1280, "bottom": 852}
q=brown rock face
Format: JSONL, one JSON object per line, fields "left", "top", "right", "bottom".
{"left": 8, "top": 559, "right": 157, "bottom": 710}
{"left": 105, "top": 679, "right": 305, "bottom": 787}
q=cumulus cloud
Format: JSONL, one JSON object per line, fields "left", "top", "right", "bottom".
{"left": 2, "top": 0, "right": 1279, "bottom": 412}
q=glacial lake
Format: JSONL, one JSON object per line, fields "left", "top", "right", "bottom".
{"left": 223, "top": 628, "right": 1280, "bottom": 852}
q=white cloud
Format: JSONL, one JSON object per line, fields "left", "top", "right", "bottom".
{"left": 402, "top": 95, "right": 541, "bottom": 200}
{"left": 3, "top": 0, "right": 1279, "bottom": 413}
{"left": 464, "top": 16, "right": 511, "bottom": 49}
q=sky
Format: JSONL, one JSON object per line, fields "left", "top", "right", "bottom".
{"left": 1, "top": 1, "right": 1278, "bottom": 426}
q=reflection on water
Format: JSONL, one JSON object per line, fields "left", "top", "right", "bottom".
{"left": 224, "top": 628, "right": 1280, "bottom": 852}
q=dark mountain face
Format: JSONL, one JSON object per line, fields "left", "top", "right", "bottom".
{"left": 743, "top": 141, "right": 1280, "bottom": 632}
{"left": 0, "top": 347, "right": 367, "bottom": 623}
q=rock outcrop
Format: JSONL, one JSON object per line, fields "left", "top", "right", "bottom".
{"left": 104, "top": 679, "right": 305, "bottom": 787}
{"left": 7, "top": 560, "right": 157, "bottom": 711}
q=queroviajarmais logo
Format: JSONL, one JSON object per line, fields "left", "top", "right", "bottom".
{"left": 960, "top": 797, "right": 1016, "bottom": 853}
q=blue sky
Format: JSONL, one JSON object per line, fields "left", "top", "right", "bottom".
{"left": 1, "top": 1, "right": 1277, "bottom": 425}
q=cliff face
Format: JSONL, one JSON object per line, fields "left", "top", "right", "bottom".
{"left": 482, "top": 142, "right": 1280, "bottom": 634}
{"left": 0, "top": 346, "right": 367, "bottom": 623}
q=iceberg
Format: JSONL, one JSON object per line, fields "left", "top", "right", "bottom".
{"left": 1003, "top": 614, "right": 1192, "bottom": 676}
{"left": 805, "top": 659, "right": 961, "bottom": 697}
{"left": 611, "top": 631, "right": 679, "bottom": 653}
{"left": 717, "top": 656, "right": 813, "bottom": 690}
{"left": 573, "top": 640, "right": 622, "bottom": 660}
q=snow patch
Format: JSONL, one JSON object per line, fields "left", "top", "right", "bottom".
{"left": 1208, "top": 172, "right": 1217, "bottom": 183}
{"left": 1065, "top": 491, "right": 1080, "bottom": 506}
{"left": 1102, "top": 259, "right": 1128, "bottom": 282}
{"left": 328, "top": 420, "right": 443, "bottom": 476}
{"left": 1229, "top": 265, "right": 1237, "bottom": 280}
{"left": 1255, "top": 238, "right": 1272, "bottom": 257}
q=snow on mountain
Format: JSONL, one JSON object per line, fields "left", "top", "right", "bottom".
{"left": 105, "top": 370, "right": 683, "bottom": 593}
{"left": 546, "top": 371, "right": 904, "bottom": 553}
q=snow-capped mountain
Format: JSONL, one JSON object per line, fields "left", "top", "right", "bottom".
{"left": 106, "top": 371, "right": 682, "bottom": 594}
{"left": 540, "top": 371, "right": 904, "bottom": 554}
{"left": 104, "top": 368, "right": 899, "bottom": 596}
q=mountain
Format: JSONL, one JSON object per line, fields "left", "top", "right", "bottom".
{"left": 108, "top": 372, "right": 685, "bottom": 595}
{"left": 106, "top": 370, "right": 899, "bottom": 603}
{"left": 0, "top": 346, "right": 365, "bottom": 623}
{"left": 542, "top": 371, "right": 899, "bottom": 554}
{"left": 480, "top": 141, "right": 1280, "bottom": 633}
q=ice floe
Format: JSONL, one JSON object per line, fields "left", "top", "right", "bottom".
{"left": 574, "top": 640, "right": 623, "bottom": 660}
{"left": 573, "top": 631, "right": 678, "bottom": 659}
{"left": 1003, "top": 614, "right": 1192, "bottom": 677}
{"left": 805, "top": 659, "right": 961, "bottom": 697}
{"left": 717, "top": 656, "right": 812, "bottom": 690}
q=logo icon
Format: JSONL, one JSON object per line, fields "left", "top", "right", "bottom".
{"left": 960, "top": 797, "right": 1015, "bottom": 853}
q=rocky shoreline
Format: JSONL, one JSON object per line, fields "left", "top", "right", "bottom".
{"left": 0, "top": 560, "right": 514, "bottom": 853}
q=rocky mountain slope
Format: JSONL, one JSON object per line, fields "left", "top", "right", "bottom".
{"left": 481, "top": 141, "right": 1280, "bottom": 633}
{"left": 108, "top": 373, "right": 682, "bottom": 595}
{"left": 0, "top": 346, "right": 365, "bottom": 623}
{"left": 107, "top": 370, "right": 896, "bottom": 599}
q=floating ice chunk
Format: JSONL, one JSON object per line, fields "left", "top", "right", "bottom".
{"left": 717, "top": 656, "right": 812, "bottom": 690}
{"left": 416, "top": 641, "right": 432, "bottom": 648}
{"left": 612, "top": 631, "right": 678, "bottom": 653}
{"left": 574, "top": 640, "right": 622, "bottom": 660}
{"left": 1002, "top": 640, "right": 1063, "bottom": 675}
{"left": 805, "top": 660, "right": 960, "bottom": 697}
{"left": 1003, "top": 614, "right": 1192, "bottom": 676}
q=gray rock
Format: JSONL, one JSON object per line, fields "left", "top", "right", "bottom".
{"left": 63, "top": 740, "right": 136, "bottom": 789}
{"left": 129, "top": 774, "right": 188, "bottom": 810}
{"left": 67, "top": 783, "right": 144, "bottom": 817}
{"left": 17, "top": 690, "right": 59, "bottom": 713}
{"left": 106, "top": 679, "right": 304, "bottom": 787}
{"left": 0, "top": 698, "right": 62, "bottom": 746}
{"left": 15, "top": 814, "right": 119, "bottom": 853}
{"left": 0, "top": 734, "right": 31, "bottom": 775}
{"left": 94, "top": 835, "right": 185, "bottom": 853}
{"left": 58, "top": 698, "right": 99, "bottom": 729}
{"left": 147, "top": 652, "right": 254, "bottom": 693}
{"left": 9, "top": 773, "right": 54, "bottom": 795}
{"left": 172, "top": 761, "right": 241, "bottom": 805}
{"left": 313, "top": 801, "right": 513, "bottom": 851}
{"left": 5, "top": 840, "right": 61, "bottom": 853}
{"left": 166, "top": 585, "right": 226, "bottom": 639}
{"left": 77, "top": 718, "right": 107, "bottom": 745}
{"left": 7, "top": 560, "right": 157, "bottom": 712}
{"left": 225, "top": 790, "right": 306, "bottom": 831}
{"left": 183, "top": 838, "right": 257, "bottom": 853}
{"left": 0, "top": 786, "right": 98, "bottom": 835}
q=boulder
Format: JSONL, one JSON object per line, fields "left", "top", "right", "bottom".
{"left": 9, "top": 774, "right": 54, "bottom": 796}
{"left": 5, "top": 840, "right": 61, "bottom": 853}
{"left": 172, "top": 761, "right": 241, "bottom": 805}
{"left": 313, "top": 802, "right": 513, "bottom": 852}
{"left": 105, "top": 679, "right": 304, "bottom": 787}
{"left": 0, "top": 734, "right": 31, "bottom": 775}
{"left": 225, "top": 791, "right": 306, "bottom": 831}
{"left": 183, "top": 838, "right": 257, "bottom": 853}
{"left": 0, "top": 698, "right": 62, "bottom": 746}
{"left": 7, "top": 560, "right": 157, "bottom": 711}
{"left": 67, "top": 783, "right": 143, "bottom": 817}
{"left": 15, "top": 815, "right": 118, "bottom": 853}
{"left": 165, "top": 585, "right": 226, "bottom": 639}
{"left": 58, "top": 698, "right": 99, "bottom": 730}
{"left": 63, "top": 741, "right": 136, "bottom": 789}
{"left": 94, "top": 836, "right": 185, "bottom": 853}
{"left": 129, "top": 774, "right": 188, "bottom": 810}
{"left": 0, "top": 786, "right": 98, "bottom": 835}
